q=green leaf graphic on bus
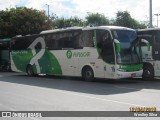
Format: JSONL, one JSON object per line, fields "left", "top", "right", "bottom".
{"left": 12, "top": 50, "right": 62, "bottom": 74}
{"left": 11, "top": 50, "right": 33, "bottom": 72}
{"left": 12, "top": 37, "right": 62, "bottom": 75}
{"left": 39, "top": 50, "right": 62, "bottom": 75}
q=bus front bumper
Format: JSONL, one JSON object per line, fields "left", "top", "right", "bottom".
{"left": 115, "top": 70, "right": 143, "bottom": 79}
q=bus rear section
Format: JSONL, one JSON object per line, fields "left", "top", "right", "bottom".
{"left": 0, "top": 38, "right": 11, "bottom": 71}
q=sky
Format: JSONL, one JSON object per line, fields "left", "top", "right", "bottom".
{"left": 0, "top": 0, "right": 160, "bottom": 27}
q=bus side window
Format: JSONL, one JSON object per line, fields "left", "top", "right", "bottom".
{"left": 12, "top": 37, "right": 33, "bottom": 50}
{"left": 45, "top": 34, "right": 55, "bottom": 50}
{"left": 56, "top": 32, "right": 74, "bottom": 50}
{"left": 96, "top": 29, "right": 115, "bottom": 63}
{"left": 72, "top": 31, "right": 83, "bottom": 49}
{"left": 96, "top": 30, "right": 105, "bottom": 56}
{"left": 45, "top": 31, "right": 82, "bottom": 50}
{"left": 82, "top": 30, "right": 94, "bottom": 47}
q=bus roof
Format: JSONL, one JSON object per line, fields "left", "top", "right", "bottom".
{"left": 83, "top": 26, "right": 135, "bottom": 31}
{"left": 138, "top": 28, "right": 160, "bottom": 32}
{"left": 40, "top": 26, "right": 83, "bottom": 34}
{"left": 40, "top": 26, "right": 135, "bottom": 34}
{"left": 13, "top": 26, "right": 135, "bottom": 38}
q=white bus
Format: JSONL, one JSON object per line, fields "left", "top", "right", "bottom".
{"left": 10, "top": 26, "right": 143, "bottom": 81}
{"left": 138, "top": 28, "right": 160, "bottom": 80}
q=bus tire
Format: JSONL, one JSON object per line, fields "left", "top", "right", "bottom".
{"left": 82, "top": 66, "right": 94, "bottom": 82}
{"left": 142, "top": 63, "right": 154, "bottom": 80}
{"left": 26, "top": 65, "right": 34, "bottom": 77}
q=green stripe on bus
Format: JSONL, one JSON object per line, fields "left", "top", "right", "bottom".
{"left": 119, "top": 64, "right": 143, "bottom": 72}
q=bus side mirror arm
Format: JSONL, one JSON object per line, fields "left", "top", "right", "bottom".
{"left": 114, "top": 39, "right": 121, "bottom": 53}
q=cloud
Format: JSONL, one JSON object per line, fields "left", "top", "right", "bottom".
{"left": 0, "top": 0, "right": 160, "bottom": 26}
{"left": 70, "top": 0, "right": 160, "bottom": 26}
{"left": 0, "top": 0, "right": 20, "bottom": 9}
{"left": 71, "top": 0, "right": 149, "bottom": 20}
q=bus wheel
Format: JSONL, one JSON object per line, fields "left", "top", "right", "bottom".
{"left": 26, "top": 65, "right": 34, "bottom": 76}
{"left": 82, "top": 66, "right": 94, "bottom": 82}
{"left": 142, "top": 63, "right": 154, "bottom": 80}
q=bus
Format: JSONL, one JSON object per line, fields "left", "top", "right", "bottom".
{"left": 0, "top": 38, "right": 11, "bottom": 71}
{"left": 137, "top": 28, "right": 160, "bottom": 80}
{"left": 10, "top": 26, "right": 143, "bottom": 81}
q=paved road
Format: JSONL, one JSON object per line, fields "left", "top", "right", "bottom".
{"left": 0, "top": 72, "right": 160, "bottom": 120}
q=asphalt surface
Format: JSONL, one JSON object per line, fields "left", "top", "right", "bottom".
{"left": 0, "top": 72, "right": 160, "bottom": 120}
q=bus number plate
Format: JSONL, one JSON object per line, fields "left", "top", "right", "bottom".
{"left": 131, "top": 73, "right": 136, "bottom": 77}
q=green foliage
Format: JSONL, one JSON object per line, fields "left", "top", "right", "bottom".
{"left": 85, "top": 13, "right": 110, "bottom": 26}
{"left": 114, "top": 11, "right": 146, "bottom": 29}
{"left": 53, "top": 16, "right": 85, "bottom": 28}
{"left": 0, "top": 7, "right": 51, "bottom": 38}
{"left": 0, "top": 7, "right": 147, "bottom": 39}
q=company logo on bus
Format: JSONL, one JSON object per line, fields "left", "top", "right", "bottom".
{"left": 66, "top": 50, "right": 90, "bottom": 59}
{"left": 66, "top": 50, "right": 72, "bottom": 59}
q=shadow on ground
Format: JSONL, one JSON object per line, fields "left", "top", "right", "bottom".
{"left": 0, "top": 72, "right": 160, "bottom": 95}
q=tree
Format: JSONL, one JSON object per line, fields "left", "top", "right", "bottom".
{"left": 85, "top": 13, "right": 110, "bottom": 26}
{"left": 53, "top": 16, "right": 85, "bottom": 28}
{"left": 0, "top": 7, "right": 51, "bottom": 39}
{"left": 115, "top": 11, "right": 146, "bottom": 29}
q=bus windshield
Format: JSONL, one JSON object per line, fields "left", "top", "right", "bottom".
{"left": 111, "top": 30, "right": 141, "bottom": 64}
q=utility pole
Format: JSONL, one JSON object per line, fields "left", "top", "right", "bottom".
{"left": 46, "top": 4, "right": 50, "bottom": 20}
{"left": 149, "top": 0, "right": 153, "bottom": 28}
{"left": 154, "top": 14, "right": 160, "bottom": 27}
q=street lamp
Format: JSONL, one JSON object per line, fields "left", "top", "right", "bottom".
{"left": 154, "top": 14, "right": 160, "bottom": 27}
{"left": 46, "top": 4, "right": 50, "bottom": 20}
{"left": 149, "top": 0, "right": 153, "bottom": 28}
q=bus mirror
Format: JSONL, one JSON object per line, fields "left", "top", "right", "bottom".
{"left": 141, "top": 39, "right": 150, "bottom": 51}
{"left": 114, "top": 39, "right": 121, "bottom": 53}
